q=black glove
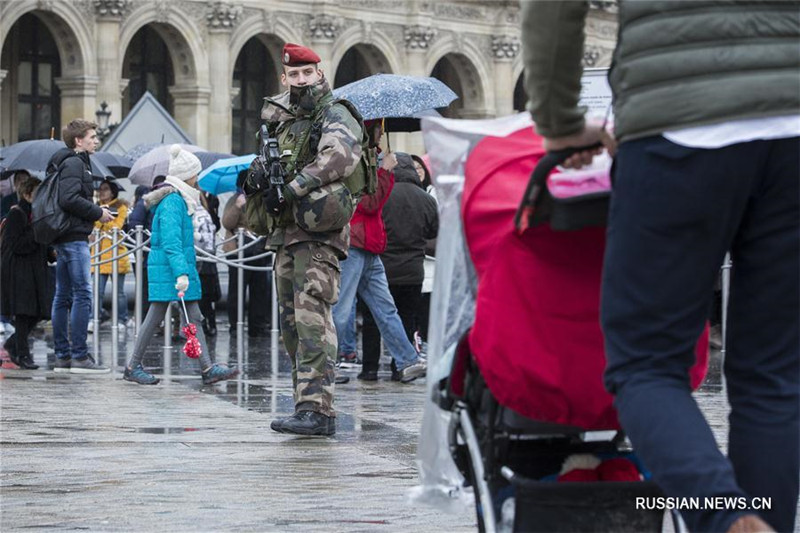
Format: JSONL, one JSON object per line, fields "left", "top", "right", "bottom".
{"left": 264, "top": 187, "right": 285, "bottom": 216}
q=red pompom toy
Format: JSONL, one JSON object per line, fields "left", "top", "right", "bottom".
{"left": 178, "top": 292, "right": 202, "bottom": 359}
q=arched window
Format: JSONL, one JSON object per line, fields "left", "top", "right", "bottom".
{"left": 333, "top": 48, "right": 373, "bottom": 88}
{"left": 232, "top": 38, "right": 277, "bottom": 155}
{"left": 122, "top": 26, "right": 174, "bottom": 115}
{"left": 430, "top": 56, "right": 463, "bottom": 119}
{"left": 10, "top": 14, "right": 61, "bottom": 141}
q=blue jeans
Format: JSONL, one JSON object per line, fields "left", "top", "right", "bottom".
{"left": 338, "top": 302, "right": 358, "bottom": 355}
{"left": 98, "top": 274, "right": 129, "bottom": 322}
{"left": 602, "top": 136, "right": 799, "bottom": 533}
{"left": 52, "top": 241, "right": 93, "bottom": 360}
{"left": 332, "top": 248, "right": 417, "bottom": 370}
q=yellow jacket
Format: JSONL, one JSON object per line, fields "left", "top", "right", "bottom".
{"left": 92, "top": 198, "right": 131, "bottom": 275}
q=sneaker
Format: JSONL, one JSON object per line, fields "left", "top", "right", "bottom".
{"left": 201, "top": 364, "right": 239, "bottom": 384}
{"left": 399, "top": 360, "right": 427, "bottom": 383}
{"left": 338, "top": 352, "right": 358, "bottom": 363}
{"left": 54, "top": 357, "right": 71, "bottom": 373}
{"left": 69, "top": 355, "right": 110, "bottom": 374}
{"left": 123, "top": 363, "right": 160, "bottom": 385}
{"left": 87, "top": 321, "right": 94, "bottom": 333}
{"left": 278, "top": 410, "right": 335, "bottom": 436}
{"left": 334, "top": 375, "right": 350, "bottom": 384}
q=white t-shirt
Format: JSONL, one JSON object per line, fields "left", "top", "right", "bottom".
{"left": 663, "top": 115, "right": 800, "bottom": 148}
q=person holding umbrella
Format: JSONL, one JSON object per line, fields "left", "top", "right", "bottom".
{"left": 122, "top": 145, "right": 238, "bottom": 386}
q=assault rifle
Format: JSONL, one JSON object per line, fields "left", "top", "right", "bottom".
{"left": 248, "top": 125, "right": 285, "bottom": 202}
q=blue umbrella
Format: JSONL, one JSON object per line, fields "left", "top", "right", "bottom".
{"left": 198, "top": 154, "right": 256, "bottom": 195}
{"left": 332, "top": 74, "right": 458, "bottom": 120}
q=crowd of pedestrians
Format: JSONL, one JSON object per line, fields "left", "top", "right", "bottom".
{"left": 0, "top": 114, "right": 438, "bottom": 396}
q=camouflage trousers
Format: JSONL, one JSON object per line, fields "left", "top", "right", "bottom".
{"left": 275, "top": 241, "right": 340, "bottom": 417}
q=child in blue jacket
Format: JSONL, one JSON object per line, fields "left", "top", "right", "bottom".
{"left": 123, "top": 145, "right": 237, "bottom": 385}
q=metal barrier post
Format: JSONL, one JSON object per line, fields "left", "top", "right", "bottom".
{"left": 134, "top": 225, "right": 143, "bottom": 337}
{"left": 236, "top": 229, "right": 246, "bottom": 365}
{"left": 270, "top": 259, "right": 279, "bottom": 374}
{"left": 110, "top": 227, "right": 119, "bottom": 368}
{"left": 720, "top": 253, "right": 732, "bottom": 392}
{"left": 92, "top": 229, "right": 101, "bottom": 359}
{"left": 163, "top": 301, "right": 173, "bottom": 381}
{"left": 236, "top": 229, "right": 246, "bottom": 339}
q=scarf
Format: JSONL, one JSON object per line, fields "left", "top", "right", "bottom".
{"left": 165, "top": 175, "right": 200, "bottom": 216}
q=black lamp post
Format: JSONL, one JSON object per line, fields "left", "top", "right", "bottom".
{"left": 95, "top": 101, "right": 113, "bottom": 141}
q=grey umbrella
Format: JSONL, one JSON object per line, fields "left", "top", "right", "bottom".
{"left": 0, "top": 138, "right": 114, "bottom": 180}
{"left": 332, "top": 74, "right": 458, "bottom": 120}
{"left": 92, "top": 151, "right": 131, "bottom": 179}
{"left": 127, "top": 143, "right": 235, "bottom": 186}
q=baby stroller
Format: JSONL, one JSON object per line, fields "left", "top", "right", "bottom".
{"left": 433, "top": 126, "right": 710, "bottom": 532}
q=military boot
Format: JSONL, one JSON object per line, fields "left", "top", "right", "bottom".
{"left": 278, "top": 410, "right": 335, "bottom": 436}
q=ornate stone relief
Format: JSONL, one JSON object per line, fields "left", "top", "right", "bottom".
{"left": 582, "top": 47, "right": 601, "bottom": 68}
{"left": 206, "top": 1, "right": 242, "bottom": 30}
{"left": 491, "top": 35, "right": 520, "bottom": 60}
{"left": 37, "top": 0, "right": 55, "bottom": 11}
{"left": 94, "top": 0, "right": 131, "bottom": 18}
{"left": 589, "top": 0, "right": 618, "bottom": 13}
{"left": 154, "top": 0, "right": 170, "bottom": 24}
{"left": 339, "top": 0, "right": 405, "bottom": 13}
{"left": 403, "top": 25, "right": 436, "bottom": 50}
{"left": 308, "top": 14, "right": 339, "bottom": 40}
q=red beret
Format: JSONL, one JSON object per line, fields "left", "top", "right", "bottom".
{"left": 282, "top": 43, "right": 321, "bottom": 67}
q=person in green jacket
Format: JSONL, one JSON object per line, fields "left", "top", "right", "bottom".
{"left": 522, "top": 2, "right": 799, "bottom": 532}
{"left": 123, "top": 145, "right": 238, "bottom": 386}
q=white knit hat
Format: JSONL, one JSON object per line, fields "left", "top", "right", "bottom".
{"left": 168, "top": 144, "right": 202, "bottom": 182}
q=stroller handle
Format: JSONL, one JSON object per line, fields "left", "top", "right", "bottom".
{"left": 514, "top": 142, "right": 604, "bottom": 233}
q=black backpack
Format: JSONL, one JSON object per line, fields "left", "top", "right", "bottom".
{"left": 31, "top": 166, "right": 71, "bottom": 245}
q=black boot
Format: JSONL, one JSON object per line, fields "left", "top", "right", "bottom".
{"left": 206, "top": 309, "right": 217, "bottom": 336}
{"left": 278, "top": 411, "right": 335, "bottom": 436}
{"left": 18, "top": 354, "right": 39, "bottom": 370}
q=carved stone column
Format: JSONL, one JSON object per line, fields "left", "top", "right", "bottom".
{"left": 55, "top": 76, "right": 100, "bottom": 125}
{"left": 491, "top": 34, "right": 520, "bottom": 117}
{"left": 205, "top": 1, "right": 242, "bottom": 152}
{"left": 308, "top": 14, "right": 339, "bottom": 74}
{"left": 403, "top": 25, "right": 437, "bottom": 77}
{"left": 0, "top": 69, "right": 8, "bottom": 143}
{"left": 169, "top": 85, "right": 212, "bottom": 148}
{"left": 94, "top": 0, "right": 131, "bottom": 126}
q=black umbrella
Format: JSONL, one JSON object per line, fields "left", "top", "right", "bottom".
{"left": 383, "top": 109, "right": 442, "bottom": 133}
{"left": 0, "top": 139, "right": 114, "bottom": 179}
{"left": 92, "top": 151, "right": 131, "bottom": 179}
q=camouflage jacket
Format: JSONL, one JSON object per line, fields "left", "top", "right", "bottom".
{"left": 260, "top": 78, "right": 362, "bottom": 258}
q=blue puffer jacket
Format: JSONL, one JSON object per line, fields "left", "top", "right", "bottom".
{"left": 144, "top": 186, "right": 201, "bottom": 302}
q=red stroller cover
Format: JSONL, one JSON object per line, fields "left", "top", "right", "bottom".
{"left": 463, "top": 126, "right": 708, "bottom": 430}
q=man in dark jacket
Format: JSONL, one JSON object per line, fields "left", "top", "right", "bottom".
{"left": 361, "top": 153, "right": 437, "bottom": 367}
{"left": 50, "top": 119, "right": 114, "bottom": 374}
{"left": 522, "top": 2, "right": 799, "bottom": 532}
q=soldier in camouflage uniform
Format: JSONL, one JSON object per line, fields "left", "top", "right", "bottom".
{"left": 258, "top": 43, "right": 363, "bottom": 436}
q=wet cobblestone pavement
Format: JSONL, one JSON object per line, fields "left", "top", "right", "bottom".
{"left": 1, "top": 322, "right": 795, "bottom": 531}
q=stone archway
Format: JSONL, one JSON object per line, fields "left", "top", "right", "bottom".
{"left": 333, "top": 43, "right": 392, "bottom": 88}
{"left": 120, "top": 6, "right": 209, "bottom": 146}
{"left": 0, "top": 2, "right": 95, "bottom": 144}
{"left": 430, "top": 53, "right": 487, "bottom": 119}
{"left": 231, "top": 35, "right": 283, "bottom": 155}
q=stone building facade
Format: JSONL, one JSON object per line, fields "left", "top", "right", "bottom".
{"left": 0, "top": 0, "right": 618, "bottom": 154}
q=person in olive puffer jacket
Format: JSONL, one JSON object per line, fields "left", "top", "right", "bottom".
{"left": 522, "top": 2, "right": 799, "bottom": 532}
